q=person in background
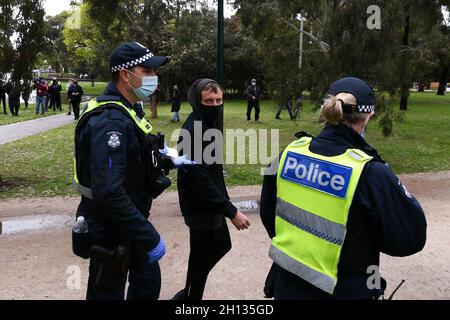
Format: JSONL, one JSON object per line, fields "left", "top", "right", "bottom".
{"left": 68, "top": 79, "right": 83, "bottom": 120}
{"left": 5, "top": 81, "right": 21, "bottom": 116}
{"left": 170, "top": 84, "right": 181, "bottom": 122}
{"left": 49, "top": 78, "right": 62, "bottom": 111}
{"left": 246, "top": 78, "right": 261, "bottom": 122}
{"left": 21, "top": 79, "right": 32, "bottom": 110}
{"left": 33, "top": 77, "right": 48, "bottom": 115}
{"left": 66, "top": 79, "right": 74, "bottom": 115}
{"left": 0, "top": 80, "right": 7, "bottom": 114}
{"left": 43, "top": 79, "right": 50, "bottom": 111}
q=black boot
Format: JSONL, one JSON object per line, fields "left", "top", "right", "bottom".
{"left": 171, "top": 289, "right": 189, "bottom": 300}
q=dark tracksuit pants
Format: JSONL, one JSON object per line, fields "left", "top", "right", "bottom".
{"left": 72, "top": 100, "right": 81, "bottom": 119}
{"left": 86, "top": 242, "right": 161, "bottom": 300}
{"left": 9, "top": 98, "right": 20, "bottom": 116}
{"left": 184, "top": 217, "right": 232, "bottom": 300}
{"left": 275, "top": 100, "right": 295, "bottom": 119}
{"left": 50, "top": 94, "right": 62, "bottom": 111}
{"left": 247, "top": 99, "right": 260, "bottom": 121}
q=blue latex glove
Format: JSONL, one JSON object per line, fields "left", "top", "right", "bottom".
{"left": 147, "top": 238, "right": 166, "bottom": 264}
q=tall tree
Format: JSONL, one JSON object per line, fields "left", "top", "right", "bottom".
{"left": 39, "top": 11, "right": 71, "bottom": 73}
{"left": 0, "top": 0, "right": 15, "bottom": 75}
{"left": 10, "top": 0, "right": 46, "bottom": 85}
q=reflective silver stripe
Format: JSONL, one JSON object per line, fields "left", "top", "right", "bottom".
{"left": 72, "top": 180, "right": 93, "bottom": 199}
{"left": 276, "top": 198, "right": 345, "bottom": 245}
{"left": 269, "top": 244, "right": 336, "bottom": 294}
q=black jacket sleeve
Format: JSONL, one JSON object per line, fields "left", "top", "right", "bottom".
{"left": 182, "top": 164, "right": 237, "bottom": 218}
{"left": 362, "top": 162, "right": 427, "bottom": 257}
{"left": 246, "top": 86, "right": 253, "bottom": 99}
{"left": 260, "top": 157, "right": 280, "bottom": 238}
{"left": 87, "top": 113, "right": 160, "bottom": 249}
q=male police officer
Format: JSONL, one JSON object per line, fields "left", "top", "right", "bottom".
{"left": 72, "top": 42, "right": 192, "bottom": 300}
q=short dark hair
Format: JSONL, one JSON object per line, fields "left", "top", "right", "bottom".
{"left": 111, "top": 72, "right": 120, "bottom": 83}
{"left": 201, "top": 81, "right": 223, "bottom": 94}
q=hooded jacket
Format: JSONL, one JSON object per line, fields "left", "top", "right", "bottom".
{"left": 177, "top": 79, "right": 237, "bottom": 230}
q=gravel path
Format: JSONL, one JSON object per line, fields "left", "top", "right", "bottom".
{"left": 0, "top": 174, "right": 448, "bottom": 300}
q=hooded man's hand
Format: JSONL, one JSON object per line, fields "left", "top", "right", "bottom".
{"left": 231, "top": 211, "right": 250, "bottom": 231}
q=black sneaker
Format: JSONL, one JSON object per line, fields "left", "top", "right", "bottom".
{"left": 171, "top": 289, "right": 188, "bottom": 300}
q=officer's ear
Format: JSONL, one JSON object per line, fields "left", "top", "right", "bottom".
{"left": 119, "top": 68, "right": 131, "bottom": 84}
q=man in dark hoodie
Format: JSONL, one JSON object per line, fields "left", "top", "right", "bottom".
{"left": 173, "top": 78, "right": 251, "bottom": 300}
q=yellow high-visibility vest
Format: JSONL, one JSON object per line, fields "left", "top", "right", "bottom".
{"left": 270, "top": 136, "right": 372, "bottom": 294}
{"left": 73, "top": 99, "right": 153, "bottom": 198}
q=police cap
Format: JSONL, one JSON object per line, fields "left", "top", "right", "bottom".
{"left": 109, "top": 42, "right": 169, "bottom": 73}
{"left": 328, "top": 77, "right": 375, "bottom": 114}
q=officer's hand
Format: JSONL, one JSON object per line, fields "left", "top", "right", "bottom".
{"left": 231, "top": 211, "right": 250, "bottom": 231}
{"left": 147, "top": 237, "right": 166, "bottom": 264}
{"left": 172, "top": 154, "right": 196, "bottom": 168}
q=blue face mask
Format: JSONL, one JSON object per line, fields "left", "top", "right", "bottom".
{"left": 128, "top": 70, "right": 158, "bottom": 100}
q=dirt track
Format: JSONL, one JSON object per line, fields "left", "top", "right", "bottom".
{"left": 0, "top": 173, "right": 449, "bottom": 300}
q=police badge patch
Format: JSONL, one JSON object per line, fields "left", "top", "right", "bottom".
{"left": 107, "top": 131, "right": 122, "bottom": 149}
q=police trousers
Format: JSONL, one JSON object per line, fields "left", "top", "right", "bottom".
{"left": 86, "top": 242, "right": 161, "bottom": 300}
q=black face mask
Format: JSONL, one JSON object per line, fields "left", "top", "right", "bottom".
{"left": 200, "top": 104, "right": 223, "bottom": 124}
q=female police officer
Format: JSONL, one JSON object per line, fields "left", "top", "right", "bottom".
{"left": 260, "top": 77, "right": 427, "bottom": 300}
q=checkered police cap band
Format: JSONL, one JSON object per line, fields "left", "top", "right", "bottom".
{"left": 339, "top": 99, "right": 375, "bottom": 114}
{"left": 110, "top": 52, "right": 154, "bottom": 73}
{"left": 357, "top": 105, "right": 375, "bottom": 113}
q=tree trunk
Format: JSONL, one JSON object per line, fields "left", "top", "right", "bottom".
{"left": 437, "top": 66, "right": 448, "bottom": 96}
{"left": 399, "top": 15, "right": 410, "bottom": 111}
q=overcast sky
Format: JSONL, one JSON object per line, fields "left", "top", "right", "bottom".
{"left": 43, "top": 0, "right": 237, "bottom": 18}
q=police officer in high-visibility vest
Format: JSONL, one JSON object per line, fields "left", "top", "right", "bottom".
{"left": 72, "top": 42, "right": 194, "bottom": 300}
{"left": 260, "top": 77, "right": 427, "bottom": 300}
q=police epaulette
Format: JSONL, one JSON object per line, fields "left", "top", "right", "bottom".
{"left": 294, "top": 131, "right": 314, "bottom": 139}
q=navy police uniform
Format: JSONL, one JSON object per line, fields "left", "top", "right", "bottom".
{"left": 73, "top": 42, "right": 169, "bottom": 300}
{"left": 261, "top": 78, "right": 427, "bottom": 300}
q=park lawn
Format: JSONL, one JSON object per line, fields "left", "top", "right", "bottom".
{"left": 0, "top": 104, "right": 70, "bottom": 126}
{"left": 59, "top": 81, "right": 108, "bottom": 96}
{"left": 0, "top": 91, "right": 449, "bottom": 199}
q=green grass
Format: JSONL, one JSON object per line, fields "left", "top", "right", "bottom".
{"left": 0, "top": 104, "right": 69, "bottom": 126}
{"left": 0, "top": 91, "right": 449, "bottom": 199}
{"left": 59, "top": 81, "right": 108, "bottom": 96}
